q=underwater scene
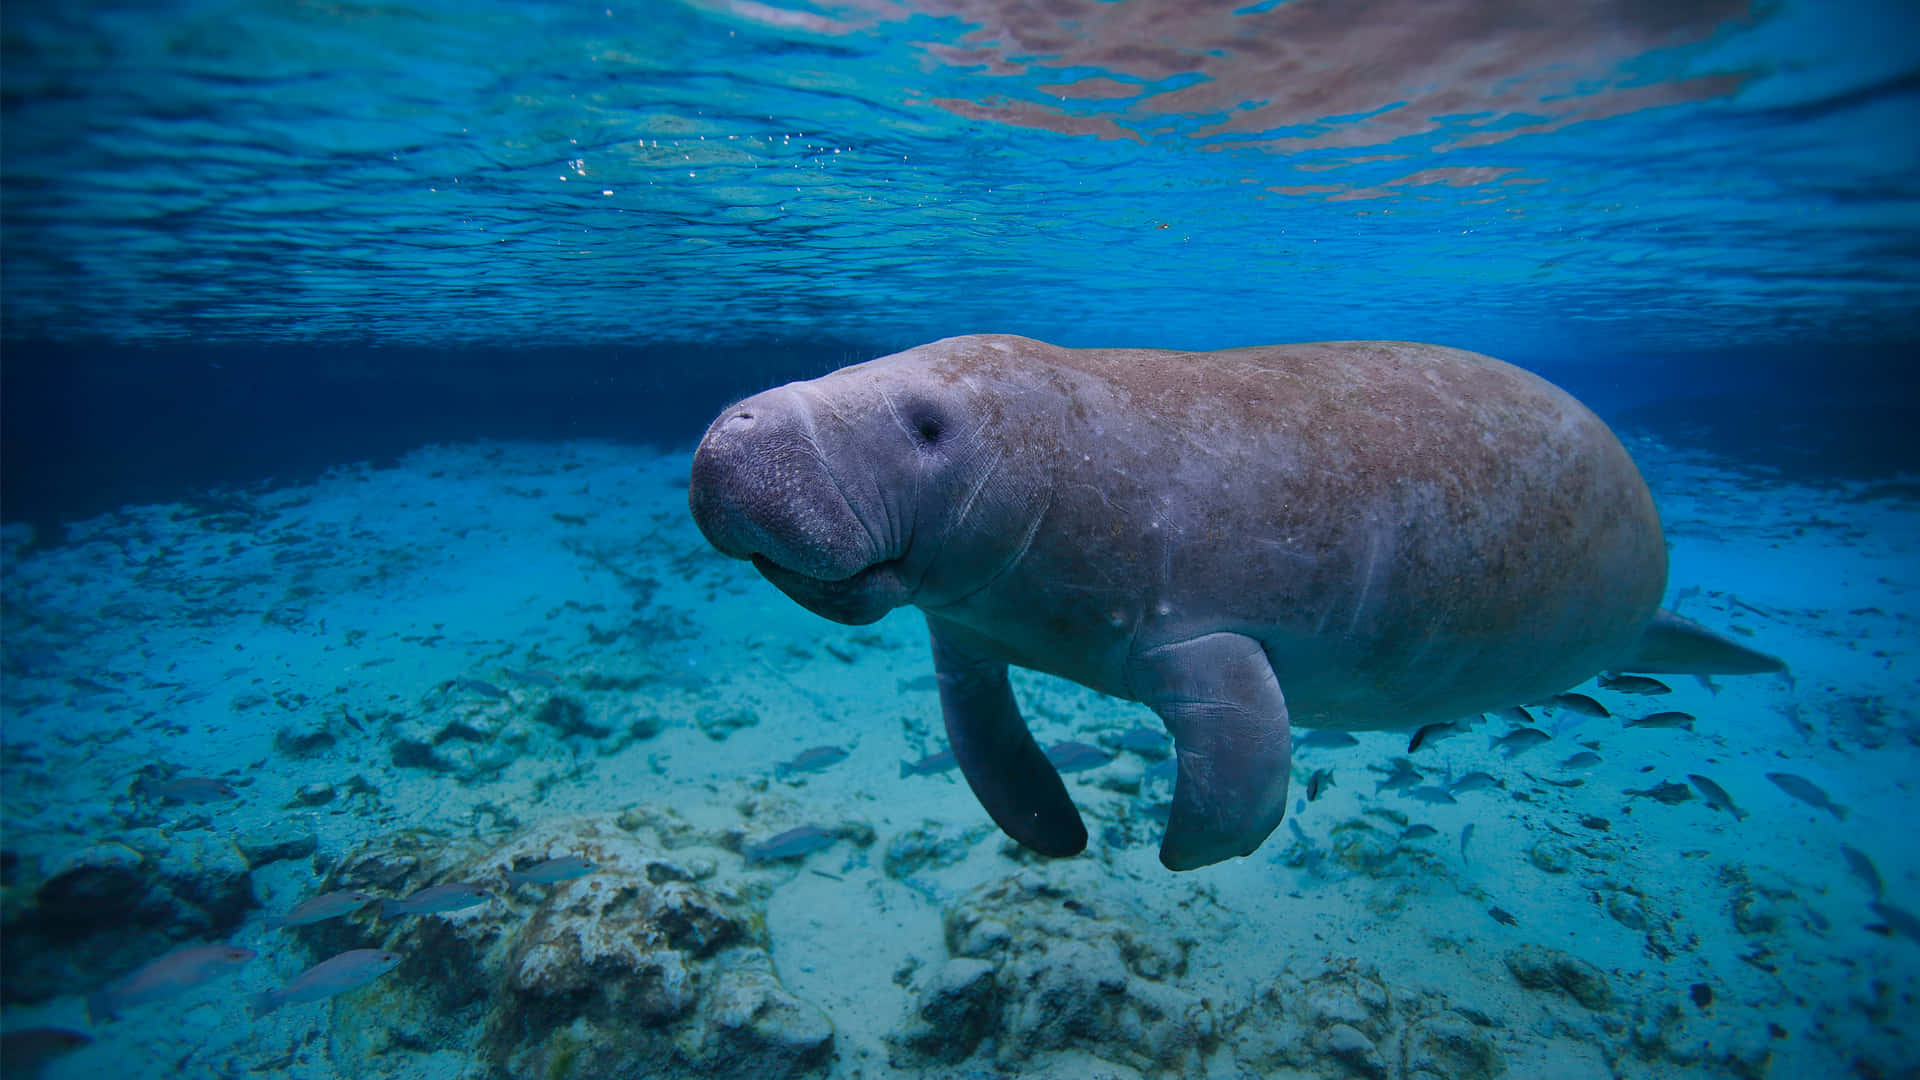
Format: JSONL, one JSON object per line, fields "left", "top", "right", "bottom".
{"left": 2, "top": 2, "right": 1917, "bottom": 1078}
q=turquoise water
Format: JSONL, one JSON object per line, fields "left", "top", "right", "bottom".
{"left": 4, "top": 0, "right": 1917, "bottom": 354}
{"left": 2, "top": 3, "right": 1918, "bottom": 1079}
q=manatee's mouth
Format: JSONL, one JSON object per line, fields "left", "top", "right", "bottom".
{"left": 749, "top": 553, "right": 911, "bottom": 625}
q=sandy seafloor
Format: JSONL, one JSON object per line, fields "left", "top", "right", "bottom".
{"left": 1, "top": 436, "right": 1915, "bottom": 1080}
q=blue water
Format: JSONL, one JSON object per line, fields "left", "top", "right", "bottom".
{"left": 2, "top": 2, "right": 1918, "bottom": 1079}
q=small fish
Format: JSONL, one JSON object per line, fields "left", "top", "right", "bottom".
{"left": 1598, "top": 673, "right": 1671, "bottom": 695}
{"left": 1494, "top": 706, "right": 1535, "bottom": 726}
{"left": 266, "top": 889, "right": 378, "bottom": 929}
{"left": 1765, "top": 773, "right": 1848, "bottom": 821}
{"left": 87, "top": 944, "right": 255, "bottom": 1021}
{"left": 1103, "top": 727, "right": 1171, "bottom": 758}
{"left": 1406, "top": 785, "right": 1457, "bottom": 805}
{"left": 1401, "top": 824, "right": 1439, "bottom": 840}
{"left": 504, "top": 855, "right": 595, "bottom": 886}
{"left": 251, "top": 949, "right": 402, "bottom": 1018}
{"left": 1627, "top": 711, "right": 1696, "bottom": 731}
{"left": 1298, "top": 730, "right": 1359, "bottom": 750}
{"left": 1448, "top": 771, "right": 1499, "bottom": 794}
{"left": 1626, "top": 780, "right": 1695, "bottom": 805}
{"left": 1407, "top": 721, "right": 1462, "bottom": 753}
{"left": 1144, "top": 759, "right": 1178, "bottom": 785}
{"left": 143, "top": 777, "right": 238, "bottom": 804}
{"left": 1488, "top": 906, "right": 1518, "bottom": 926}
{"left": 1871, "top": 901, "right": 1920, "bottom": 945}
{"left": 744, "top": 825, "right": 838, "bottom": 865}
{"left": 1531, "top": 773, "right": 1584, "bottom": 789}
{"left": 501, "top": 667, "right": 563, "bottom": 688}
{"left": 382, "top": 882, "right": 491, "bottom": 918}
{"left": 1490, "top": 727, "right": 1551, "bottom": 757}
{"left": 776, "top": 745, "right": 849, "bottom": 777}
{"left": 1546, "top": 693, "right": 1609, "bottom": 719}
{"left": 1044, "top": 741, "right": 1113, "bottom": 773}
{"left": 1306, "top": 768, "right": 1335, "bottom": 802}
{"left": 1841, "top": 844, "right": 1884, "bottom": 899}
{"left": 1461, "top": 823, "right": 1475, "bottom": 865}
{"left": 899, "top": 750, "right": 957, "bottom": 778}
{"left": 1374, "top": 769, "right": 1423, "bottom": 794}
{"left": 0, "top": 1028, "right": 91, "bottom": 1077}
{"left": 1559, "top": 751, "right": 1603, "bottom": 769}
{"left": 1687, "top": 774, "right": 1748, "bottom": 821}
{"left": 448, "top": 677, "right": 507, "bottom": 700}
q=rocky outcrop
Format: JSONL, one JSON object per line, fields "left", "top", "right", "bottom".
{"left": 297, "top": 814, "right": 832, "bottom": 1080}
{"left": 891, "top": 871, "right": 1214, "bottom": 1076}
{"left": 0, "top": 830, "right": 255, "bottom": 1004}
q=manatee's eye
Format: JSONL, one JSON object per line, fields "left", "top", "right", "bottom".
{"left": 913, "top": 413, "right": 944, "bottom": 446}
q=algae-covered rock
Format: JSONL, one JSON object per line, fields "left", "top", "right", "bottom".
{"left": 1401, "top": 1012, "right": 1507, "bottom": 1079}
{"left": 889, "top": 957, "right": 998, "bottom": 1064}
{"left": 307, "top": 814, "right": 832, "bottom": 1080}
{"left": 895, "top": 870, "right": 1211, "bottom": 1076}
{"left": 1503, "top": 944, "right": 1612, "bottom": 1011}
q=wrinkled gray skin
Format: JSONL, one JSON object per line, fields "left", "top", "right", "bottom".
{"left": 689, "top": 334, "right": 1784, "bottom": 870}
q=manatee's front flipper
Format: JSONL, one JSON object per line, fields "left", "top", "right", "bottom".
{"left": 927, "top": 619, "right": 1086, "bottom": 858}
{"left": 1621, "top": 609, "right": 1787, "bottom": 675}
{"left": 1129, "top": 632, "right": 1292, "bottom": 871}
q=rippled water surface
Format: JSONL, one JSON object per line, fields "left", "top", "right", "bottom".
{"left": 4, "top": 0, "right": 1917, "bottom": 354}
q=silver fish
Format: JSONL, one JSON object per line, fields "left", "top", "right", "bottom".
{"left": 1044, "top": 741, "right": 1113, "bottom": 773}
{"left": 143, "top": 777, "right": 238, "bottom": 804}
{"left": 87, "top": 944, "right": 255, "bottom": 1021}
{"left": 1546, "top": 693, "right": 1609, "bottom": 719}
{"left": 900, "top": 750, "right": 957, "bottom": 778}
{"left": 1406, "top": 785, "right": 1457, "bottom": 805}
{"left": 1306, "top": 768, "right": 1335, "bottom": 802}
{"left": 1104, "top": 727, "right": 1171, "bottom": 758}
{"left": 1627, "top": 711, "right": 1695, "bottom": 731}
{"left": 1407, "top": 721, "right": 1461, "bottom": 753}
{"left": 1448, "top": 771, "right": 1499, "bottom": 794}
{"left": 1687, "top": 775, "right": 1748, "bottom": 820}
{"left": 1560, "top": 751, "right": 1603, "bottom": 769}
{"left": 1375, "top": 770, "right": 1423, "bottom": 794}
{"left": 1298, "top": 730, "right": 1360, "bottom": 750}
{"left": 382, "top": 882, "right": 491, "bottom": 918}
{"left": 745, "top": 825, "right": 837, "bottom": 865}
{"left": 1495, "top": 706, "right": 1535, "bottom": 726}
{"left": 1766, "top": 773, "right": 1848, "bottom": 821}
{"left": 1401, "top": 824, "right": 1439, "bottom": 840}
{"left": 776, "top": 745, "right": 849, "bottom": 777}
{"left": 1490, "top": 727, "right": 1551, "bottom": 757}
{"left": 267, "top": 889, "right": 377, "bottom": 929}
{"left": 504, "top": 855, "right": 595, "bottom": 886}
{"left": 1598, "top": 673, "right": 1671, "bottom": 695}
{"left": 1460, "top": 823, "right": 1475, "bottom": 865}
{"left": 250, "top": 949, "right": 401, "bottom": 1018}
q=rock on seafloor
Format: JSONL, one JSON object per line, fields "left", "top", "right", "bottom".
{"left": 284, "top": 814, "right": 833, "bottom": 1079}
{"left": 1, "top": 830, "right": 255, "bottom": 1004}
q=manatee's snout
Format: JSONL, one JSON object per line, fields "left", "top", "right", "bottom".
{"left": 689, "top": 387, "right": 910, "bottom": 624}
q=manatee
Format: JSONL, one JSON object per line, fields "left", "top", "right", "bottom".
{"left": 688, "top": 334, "right": 1785, "bottom": 870}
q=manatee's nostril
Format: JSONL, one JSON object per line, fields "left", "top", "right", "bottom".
{"left": 723, "top": 410, "right": 755, "bottom": 431}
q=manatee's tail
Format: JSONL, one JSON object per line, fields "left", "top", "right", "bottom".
{"left": 1617, "top": 610, "right": 1786, "bottom": 675}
